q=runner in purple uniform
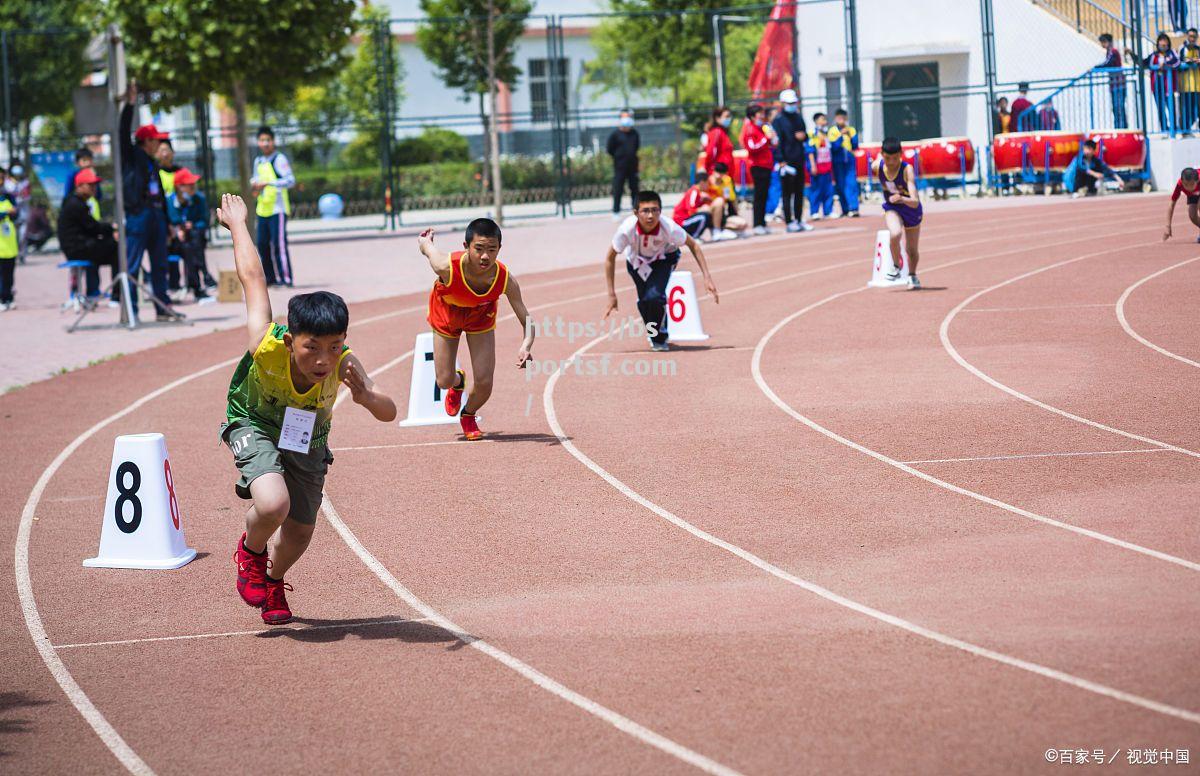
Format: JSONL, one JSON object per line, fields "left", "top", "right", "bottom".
{"left": 875, "top": 136, "right": 924, "bottom": 289}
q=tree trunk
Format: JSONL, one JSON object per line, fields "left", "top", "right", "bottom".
{"left": 232, "top": 79, "right": 252, "bottom": 204}
{"left": 487, "top": 0, "right": 504, "bottom": 224}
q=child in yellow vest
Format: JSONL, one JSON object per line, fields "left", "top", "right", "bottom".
{"left": 0, "top": 192, "right": 17, "bottom": 309}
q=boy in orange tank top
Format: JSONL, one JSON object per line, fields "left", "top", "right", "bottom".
{"left": 418, "top": 218, "right": 535, "bottom": 440}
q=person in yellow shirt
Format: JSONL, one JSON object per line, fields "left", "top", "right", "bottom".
{"left": 1179, "top": 29, "right": 1200, "bottom": 131}
{"left": 827, "top": 109, "right": 861, "bottom": 217}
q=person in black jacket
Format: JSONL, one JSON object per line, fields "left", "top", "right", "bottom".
{"left": 771, "top": 89, "right": 813, "bottom": 232}
{"left": 606, "top": 110, "right": 640, "bottom": 218}
{"left": 59, "top": 168, "right": 120, "bottom": 302}
{"left": 119, "top": 80, "right": 178, "bottom": 320}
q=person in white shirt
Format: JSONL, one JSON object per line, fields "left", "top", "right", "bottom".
{"left": 250, "top": 126, "right": 296, "bottom": 286}
{"left": 603, "top": 190, "right": 719, "bottom": 351}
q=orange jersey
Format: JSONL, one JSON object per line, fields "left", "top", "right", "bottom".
{"left": 427, "top": 251, "right": 509, "bottom": 337}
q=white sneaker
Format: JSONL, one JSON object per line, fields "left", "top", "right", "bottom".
{"left": 611, "top": 213, "right": 623, "bottom": 222}
{"left": 197, "top": 295, "right": 217, "bottom": 306}
{"left": 753, "top": 225, "right": 769, "bottom": 236}
{"left": 786, "top": 221, "right": 802, "bottom": 233}
{"left": 799, "top": 222, "right": 815, "bottom": 232}
{"left": 1071, "top": 191, "right": 1083, "bottom": 199}
{"left": 716, "top": 228, "right": 738, "bottom": 241}
{"left": 0, "top": 303, "right": 8, "bottom": 312}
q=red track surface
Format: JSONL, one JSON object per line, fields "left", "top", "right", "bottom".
{"left": 3, "top": 195, "right": 1197, "bottom": 774}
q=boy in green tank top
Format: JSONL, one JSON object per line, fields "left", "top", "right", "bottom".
{"left": 216, "top": 194, "right": 396, "bottom": 624}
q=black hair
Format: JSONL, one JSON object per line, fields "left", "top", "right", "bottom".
{"left": 1083, "top": 139, "right": 1098, "bottom": 151}
{"left": 1190, "top": 28, "right": 1199, "bottom": 34}
{"left": 1018, "top": 81, "right": 1030, "bottom": 91}
{"left": 835, "top": 108, "right": 848, "bottom": 117}
{"left": 1158, "top": 32, "right": 1172, "bottom": 47}
{"left": 464, "top": 217, "right": 502, "bottom": 245}
{"left": 1183, "top": 167, "right": 1199, "bottom": 182}
{"left": 159, "top": 138, "right": 173, "bottom": 149}
{"left": 881, "top": 137, "right": 903, "bottom": 155}
{"left": 287, "top": 291, "right": 349, "bottom": 337}
{"left": 1099, "top": 33, "right": 1113, "bottom": 44}
{"left": 745, "top": 104, "right": 763, "bottom": 120}
{"left": 713, "top": 162, "right": 729, "bottom": 174}
{"left": 636, "top": 190, "right": 662, "bottom": 207}
{"left": 256, "top": 125, "right": 275, "bottom": 139}
{"left": 813, "top": 111, "right": 826, "bottom": 122}
{"left": 75, "top": 147, "right": 94, "bottom": 162}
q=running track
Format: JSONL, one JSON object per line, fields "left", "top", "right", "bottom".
{"left": 3, "top": 195, "right": 1197, "bottom": 773}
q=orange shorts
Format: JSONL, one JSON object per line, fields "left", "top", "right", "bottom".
{"left": 427, "top": 288, "right": 498, "bottom": 338}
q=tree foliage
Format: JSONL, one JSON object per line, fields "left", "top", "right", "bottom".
{"left": 0, "top": 0, "right": 89, "bottom": 149}
{"left": 415, "top": 0, "right": 532, "bottom": 100}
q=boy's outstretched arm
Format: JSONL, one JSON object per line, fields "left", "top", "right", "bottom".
{"left": 216, "top": 193, "right": 272, "bottom": 352}
{"left": 417, "top": 228, "right": 452, "bottom": 282}
{"left": 505, "top": 276, "right": 535, "bottom": 368}
{"left": 603, "top": 246, "right": 620, "bottom": 319}
{"left": 340, "top": 354, "right": 397, "bottom": 422}
{"left": 1164, "top": 197, "right": 1177, "bottom": 241}
{"left": 683, "top": 236, "right": 720, "bottom": 303}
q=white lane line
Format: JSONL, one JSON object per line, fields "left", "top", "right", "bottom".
{"left": 52, "top": 617, "right": 434, "bottom": 650}
{"left": 1115, "top": 256, "right": 1200, "bottom": 369}
{"left": 962, "top": 303, "right": 1114, "bottom": 313}
{"left": 13, "top": 204, "right": 1150, "bottom": 774}
{"left": 903, "top": 448, "right": 1173, "bottom": 465}
{"left": 940, "top": 253, "right": 1200, "bottom": 462}
{"left": 319, "top": 497, "right": 741, "bottom": 776}
{"left": 545, "top": 224, "right": 1200, "bottom": 724}
{"left": 334, "top": 440, "right": 495, "bottom": 452}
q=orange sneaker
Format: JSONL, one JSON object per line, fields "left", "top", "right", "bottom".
{"left": 444, "top": 369, "right": 466, "bottom": 416}
{"left": 460, "top": 412, "right": 483, "bottom": 441}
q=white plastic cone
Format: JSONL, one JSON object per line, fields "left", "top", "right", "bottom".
{"left": 400, "top": 331, "right": 465, "bottom": 427}
{"left": 665, "top": 270, "right": 710, "bottom": 341}
{"left": 868, "top": 229, "right": 910, "bottom": 288}
{"left": 84, "top": 433, "right": 196, "bottom": 569}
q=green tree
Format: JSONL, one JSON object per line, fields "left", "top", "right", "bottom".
{"left": 108, "top": 0, "right": 356, "bottom": 197}
{"left": 0, "top": 0, "right": 89, "bottom": 160}
{"left": 415, "top": 0, "right": 531, "bottom": 217}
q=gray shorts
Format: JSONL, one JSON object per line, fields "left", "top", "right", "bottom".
{"left": 220, "top": 419, "right": 332, "bottom": 525}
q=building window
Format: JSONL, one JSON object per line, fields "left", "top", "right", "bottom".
{"left": 824, "top": 74, "right": 844, "bottom": 117}
{"left": 529, "top": 57, "right": 568, "bottom": 123}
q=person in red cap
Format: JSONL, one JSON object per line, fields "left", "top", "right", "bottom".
{"left": 167, "top": 168, "right": 214, "bottom": 304}
{"left": 58, "top": 167, "right": 121, "bottom": 303}
{"left": 119, "top": 80, "right": 180, "bottom": 321}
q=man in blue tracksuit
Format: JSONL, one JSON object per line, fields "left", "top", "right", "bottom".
{"left": 119, "top": 81, "right": 179, "bottom": 320}
{"left": 827, "top": 109, "right": 861, "bottom": 217}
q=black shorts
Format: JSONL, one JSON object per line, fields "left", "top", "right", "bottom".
{"left": 679, "top": 212, "right": 712, "bottom": 239}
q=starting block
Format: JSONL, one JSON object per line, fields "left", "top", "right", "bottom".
{"left": 868, "top": 229, "right": 910, "bottom": 288}
{"left": 399, "top": 331, "right": 466, "bottom": 427}
{"left": 84, "top": 433, "right": 196, "bottom": 569}
{"left": 665, "top": 270, "right": 710, "bottom": 341}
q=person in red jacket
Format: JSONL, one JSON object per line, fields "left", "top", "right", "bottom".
{"left": 704, "top": 106, "right": 735, "bottom": 178}
{"left": 740, "top": 104, "right": 777, "bottom": 234}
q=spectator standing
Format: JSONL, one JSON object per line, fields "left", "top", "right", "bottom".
{"left": 771, "top": 89, "right": 812, "bottom": 232}
{"left": 1009, "top": 83, "right": 1034, "bottom": 130}
{"left": 740, "top": 104, "right": 775, "bottom": 235}
{"left": 119, "top": 81, "right": 178, "bottom": 320}
{"left": 1036, "top": 99, "right": 1061, "bottom": 130}
{"left": 1133, "top": 34, "right": 1181, "bottom": 132}
{"left": 805, "top": 113, "right": 835, "bottom": 220}
{"left": 606, "top": 109, "right": 640, "bottom": 219}
{"left": 59, "top": 168, "right": 120, "bottom": 302}
{"left": 157, "top": 140, "right": 184, "bottom": 294}
{"left": 704, "top": 107, "right": 735, "bottom": 182}
{"left": 827, "top": 108, "right": 861, "bottom": 217}
{"left": 251, "top": 126, "right": 296, "bottom": 287}
{"left": 1179, "top": 29, "right": 1200, "bottom": 131}
{"left": 1098, "top": 34, "right": 1128, "bottom": 129}
{"left": 0, "top": 186, "right": 17, "bottom": 309}
{"left": 6, "top": 164, "right": 30, "bottom": 264}
{"left": 63, "top": 148, "right": 102, "bottom": 217}
{"left": 166, "top": 168, "right": 214, "bottom": 304}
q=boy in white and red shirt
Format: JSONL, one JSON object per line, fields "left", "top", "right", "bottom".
{"left": 604, "top": 191, "right": 719, "bottom": 351}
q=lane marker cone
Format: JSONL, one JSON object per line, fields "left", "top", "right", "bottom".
{"left": 400, "top": 331, "right": 465, "bottom": 427}
{"left": 84, "top": 433, "right": 196, "bottom": 569}
{"left": 665, "top": 270, "right": 710, "bottom": 342}
{"left": 868, "top": 229, "right": 910, "bottom": 288}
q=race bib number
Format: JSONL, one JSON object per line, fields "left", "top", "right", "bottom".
{"left": 279, "top": 407, "right": 317, "bottom": 454}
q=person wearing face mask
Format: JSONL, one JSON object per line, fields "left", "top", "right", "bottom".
{"left": 704, "top": 106, "right": 735, "bottom": 179}
{"left": 771, "top": 89, "right": 813, "bottom": 232}
{"left": 1129, "top": 34, "right": 1180, "bottom": 132}
{"left": 741, "top": 104, "right": 776, "bottom": 235}
{"left": 606, "top": 109, "right": 641, "bottom": 219}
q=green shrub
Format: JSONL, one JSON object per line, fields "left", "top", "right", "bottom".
{"left": 394, "top": 126, "right": 470, "bottom": 166}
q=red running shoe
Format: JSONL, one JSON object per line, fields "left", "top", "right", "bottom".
{"left": 261, "top": 577, "right": 293, "bottom": 625}
{"left": 234, "top": 533, "right": 268, "bottom": 607}
{"left": 460, "top": 412, "right": 483, "bottom": 441}
{"left": 444, "top": 369, "right": 466, "bottom": 416}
